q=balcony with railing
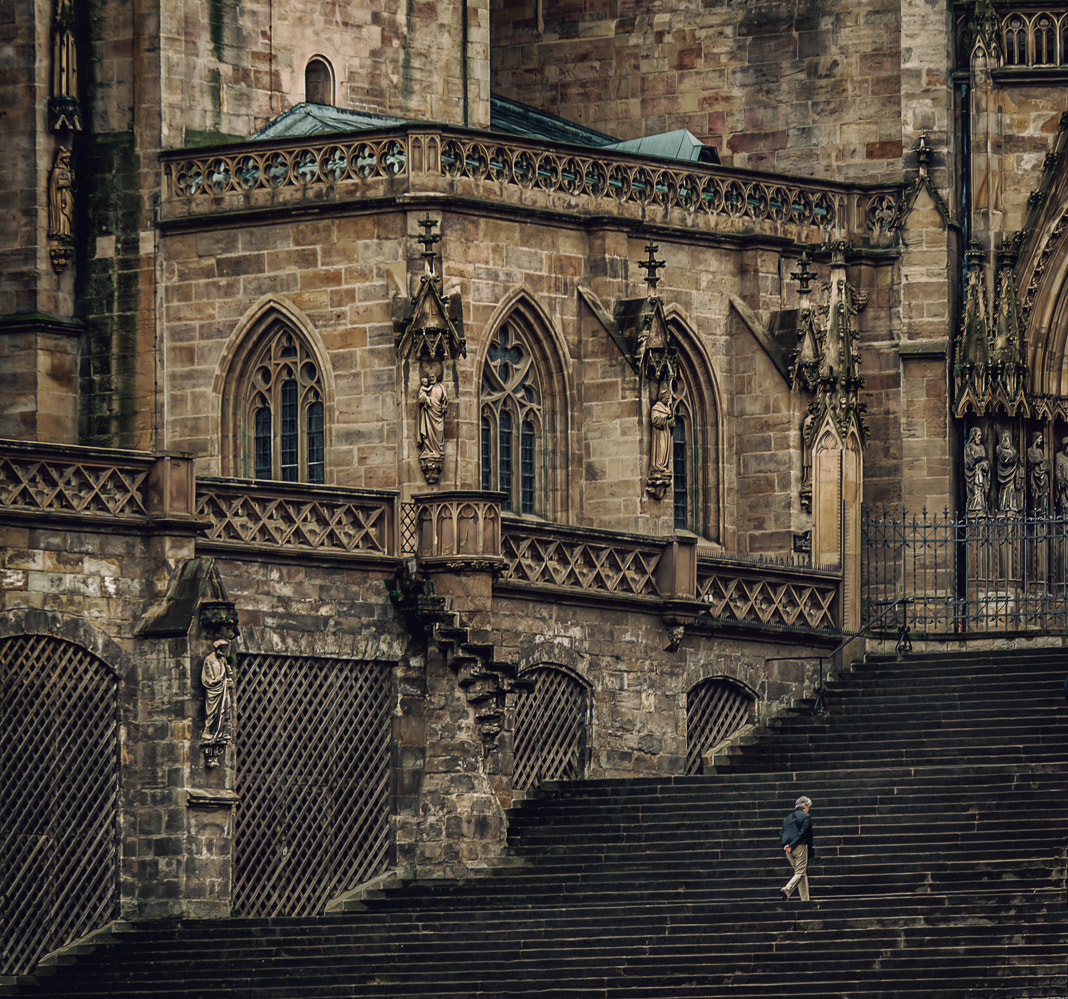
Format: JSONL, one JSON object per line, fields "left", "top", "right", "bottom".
{"left": 159, "top": 125, "right": 905, "bottom": 244}
{"left": 0, "top": 440, "right": 844, "bottom": 636}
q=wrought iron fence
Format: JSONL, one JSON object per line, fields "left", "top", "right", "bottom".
{"left": 862, "top": 505, "right": 1068, "bottom": 634}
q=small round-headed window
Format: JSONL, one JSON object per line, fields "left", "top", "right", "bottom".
{"left": 685, "top": 677, "right": 755, "bottom": 775}
{"left": 305, "top": 57, "right": 334, "bottom": 107}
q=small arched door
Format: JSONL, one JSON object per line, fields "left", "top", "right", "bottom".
{"left": 686, "top": 677, "right": 754, "bottom": 775}
{"left": 513, "top": 665, "right": 590, "bottom": 790}
{"left": 0, "top": 634, "right": 119, "bottom": 975}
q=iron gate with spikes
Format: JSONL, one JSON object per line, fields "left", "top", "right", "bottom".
{"left": 512, "top": 665, "right": 590, "bottom": 790}
{"left": 686, "top": 678, "right": 754, "bottom": 775}
{"left": 233, "top": 654, "right": 392, "bottom": 917}
{"left": 0, "top": 635, "right": 119, "bottom": 977}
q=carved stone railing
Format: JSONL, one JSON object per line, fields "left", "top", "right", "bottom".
{"left": 956, "top": 4, "right": 1068, "bottom": 69}
{"left": 696, "top": 553, "right": 841, "bottom": 633}
{"left": 500, "top": 521, "right": 677, "bottom": 601}
{"left": 161, "top": 127, "right": 904, "bottom": 240}
{"left": 0, "top": 440, "right": 195, "bottom": 526}
{"left": 412, "top": 490, "right": 502, "bottom": 570}
{"left": 196, "top": 477, "right": 396, "bottom": 559}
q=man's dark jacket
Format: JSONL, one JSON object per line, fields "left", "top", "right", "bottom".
{"left": 780, "top": 808, "right": 814, "bottom": 857}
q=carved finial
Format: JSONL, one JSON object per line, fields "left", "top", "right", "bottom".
{"left": 790, "top": 251, "right": 817, "bottom": 296}
{"left": 416, "top": 213, "right": 442, "bottom": 280}
{"left": 915, "top": 132, "right": 932, "bottom": 177}
{"left": 637, "top": 241, "right": 666, "bottom": 293}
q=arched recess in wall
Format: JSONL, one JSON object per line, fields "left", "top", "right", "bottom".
{"left": 305, "top": 56, "right": 334, "bottom": 106}
{"left": 215, "top": 297, "right": 337, "bottom": 483}
{"left": 685, "top": 675, "right": 756, "bottom": 775}
{"left": 477, "top": 289, "right": 573, "bottom": 522}
{"left": 1026, "top": 233, "right": 1068, "bottom": 398}
{"left": 512, "top": 662, "right": 592, "bottom": 790}
{"left": 665, "top": 308, "right": 723, "bottom": 543}
{"left": 0, "top": 634, "right": 119, "bottom": 976}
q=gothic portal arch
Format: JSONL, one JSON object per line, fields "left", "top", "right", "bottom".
{"left": 477, "top": 289, "right": 572, "bottom": 521}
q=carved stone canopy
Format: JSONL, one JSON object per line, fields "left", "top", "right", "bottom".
{"left": 613, "top": 295, "right": 678, "bottom": 382}
{"left": 394, "top": 214, "right": 466, "bottom": 362}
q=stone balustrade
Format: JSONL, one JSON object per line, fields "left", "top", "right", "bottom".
{"left": 160, "top": 127, "right": 904, "bottom": 241}
{"left": 696, "top": 552, "right": 841, "bottom": 633}
{"left": 196, "top": 477, "right": 396, "bottom": 561}
{"left": 411, "top": 490, "right": 503, "bottom": 570}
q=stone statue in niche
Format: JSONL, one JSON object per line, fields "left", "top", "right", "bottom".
{"left": 417, "top": 360, "right": 448, "bottom": 484}
{"left": 1027, "top": 431, "right": 1050, "bottom": 514}
{"left": 646, "top": 379, "right": 674, "bottom": 501}
{"left": 996, "top": 430, "right": 1022, "bottom": 514}
{"left": 48, "top": 146, "right": 74, "bottom": 272}
{"left": 200, "top": 637, "right": 236, "bottom": 768}
{"left": 1056, "top": 439, "right": 1068, "bottom": 514}
{"left": 964, "top": 427, "right": 990, "bottom": 515}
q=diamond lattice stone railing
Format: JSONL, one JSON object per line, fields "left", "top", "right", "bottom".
{"left": 696, "top": 554, "right": 840, "bottom": 633}
{"left": 161, "top": 127, "right": 904, "bottom": 240}
{"left": 196, "top": 478, "right": 396, "bottom": 558}
{"left": 501, "top": 522, "right": 668, "bottom": 599}
{"left": 0, "top": 440, "right": 155, "bottom": 521}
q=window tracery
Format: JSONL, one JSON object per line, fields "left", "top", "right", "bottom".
{"left": 242, "top": 330, "right": 325, "bottom": 483}
{"left": 480, "top": 320, "right": 544, "bottom": 514}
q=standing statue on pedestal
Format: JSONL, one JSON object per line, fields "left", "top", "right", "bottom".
{"left": 1027, "top": 431, "right": 1050, "bottom": 514}
{"left": 201, "top": 638, "right": 235, "bottom": 767}
{"left": 996, "top": 430, "right": 1022, "bottom": 514}
{"left": 417, "top": 361, "right": 448, "bottom": 484}
{"left": 645, "top": 379, "right": 674, "bottom": 501}
{"left": 48, "top": 147, "right": 74, "bottom": 273}
{"left": 1055, "top": 439, "right": 1068, "bottom": 514}
{"left": 964, "top": 427, "right": 990, "bottom": 515}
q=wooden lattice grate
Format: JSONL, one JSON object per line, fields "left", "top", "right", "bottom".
{"left": 0, "top": 635, "right": 119, "bottom": 976}
{"left": 513, "top": 666, "right": 589, "bottom": 790}
{"left": 233, "top": 654, "right": 392, "bottom": 917}
{"left": 686, "top": 679, "right": 753, "bottom": 775}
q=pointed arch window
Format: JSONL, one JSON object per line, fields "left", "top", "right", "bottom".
{"left": 243, "top": 330, "right": 325, "bottom": 483}
{"left": 480, "top": 320, "right": 544, "bottom": 515}
{"left": 305, "top": 57, "right": 334, "bottom": 107}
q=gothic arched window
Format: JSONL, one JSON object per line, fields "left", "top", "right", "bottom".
{"left": 480, "top": 320, "right": 544, "bottom": 514}
{"left": 672, "top": 398, "right": 693, "bottom": 530}
{"left": 243, "top": 330, "right": 325, "bottom": 483}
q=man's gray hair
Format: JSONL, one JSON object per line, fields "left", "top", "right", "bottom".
{"left": 795, "top": 796, "right": 812, "bottom": 809}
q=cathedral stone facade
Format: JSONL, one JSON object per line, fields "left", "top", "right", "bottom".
{"left": 3, "top": 0, "right": 1067, "bottom": 978}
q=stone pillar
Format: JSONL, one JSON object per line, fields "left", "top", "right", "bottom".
{"left": 811, "top": 422, "right": 862, "bottom": 633}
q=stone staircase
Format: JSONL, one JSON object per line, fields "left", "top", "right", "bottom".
{"left": 6, "top": 646, "right": 1067, "bottom": 998}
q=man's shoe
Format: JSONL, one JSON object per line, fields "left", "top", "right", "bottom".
{"left": 779, "top": 889, "right": 788, "bottom": 901}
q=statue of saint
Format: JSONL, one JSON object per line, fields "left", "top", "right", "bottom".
{"left": 417, "top": 361, "right": 448, "bottom": 483}
{"left": 645, "top": 380, "right": 674, "bottom": 500}
{"left": 1056, "top": 439, "right": 1068, "bottom": 514}
{"left": 200, "top": 638, "right": 236, "bottom": 764}
{"left": 48, "top": 147, "right": 73, "bottom": 240}
{"left": 996, "top": 430, "right": 1022, "bottom": 514}
{"left": 1027, "top": 431, "right": 1050, "bottom": 514}
{"left": 964, "top": 427, "right": 990, "bottom": 515}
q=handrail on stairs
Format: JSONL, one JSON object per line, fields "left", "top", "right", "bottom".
{"left": 766, "top": 597, "right": 913, "bottom": 718}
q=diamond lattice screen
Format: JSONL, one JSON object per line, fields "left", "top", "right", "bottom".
{"left": 686, "top": 679, "right": 753, "bottom": 775}
{"left": 232, "top": 654, "right": 392, "bottom": 917}
{"left": 0, "top": 635, "right": 119, "bottom": 977}
{"left": 513, "top": 667, "right": 589, "bottom": 790}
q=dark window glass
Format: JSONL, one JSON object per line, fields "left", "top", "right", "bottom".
{"left": 521, "top": 420, "right": 536, "bottom": 514}
{"left": 281, "top": 379, "right": 299, "bottom": 482}
{"left": 481, "top": 415, "right": 493, "bottom": 491}
{"left": 499, "top": 410, "right": 513, "bottom": 512}
{"left": 254, "top": 406, "right": 272, "bottom": 480}
{"left": 307, "top": 400, "right": 324, "bottom": 484}
{"left": 673, "top": 419, "right": 688, "bottom": 529}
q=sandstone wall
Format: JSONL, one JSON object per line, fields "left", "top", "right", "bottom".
{"left": 491, "top": 0, "right": 905, "bottom": 180}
